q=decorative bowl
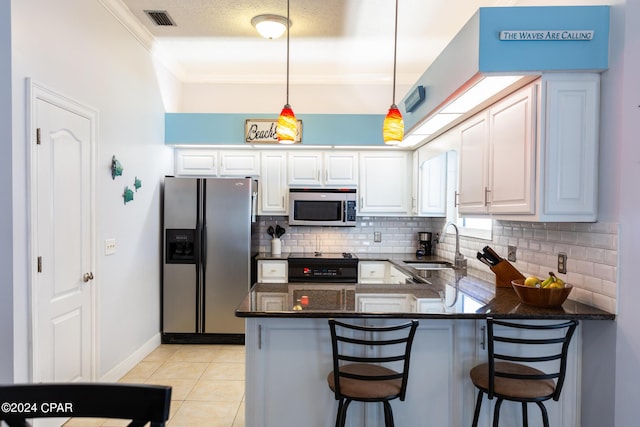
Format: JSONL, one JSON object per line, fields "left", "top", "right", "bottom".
{"left": 511, "top": 279, "right": 573, "bottom": 308}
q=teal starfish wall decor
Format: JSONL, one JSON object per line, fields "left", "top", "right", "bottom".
{"left": 123, "top": 186, "right": 134, "bottom": 204}
{"left": 134, "top": 177, "right": 142, "bottom": 191}
{"left": 111, "top": 155, "right": 123, "bottom": 179}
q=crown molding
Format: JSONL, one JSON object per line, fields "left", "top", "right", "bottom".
{"left": 97, "top": 0, "right": 155, "bottom": 50}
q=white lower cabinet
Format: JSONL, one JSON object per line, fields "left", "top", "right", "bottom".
{"left": 358, "top": 261, "right": 388, "bottom": 284}
{"left": 355, "top": 294, "right": 416, "bottom": 312}
{"left": 257, "top": 260, "right": 288, "bottom": 283}
{"left": 245, "top": 318, "right": 473, "bottom": 427}
{"left": 245, "top": 318, "right": 581, "bottom": 427}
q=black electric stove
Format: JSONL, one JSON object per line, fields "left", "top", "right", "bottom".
{"left": 288, "top": 253, "right": 359, "bottom": 283}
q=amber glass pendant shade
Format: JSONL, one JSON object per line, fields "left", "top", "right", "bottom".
{"left": 277, "top": 104, "right": 297, "bottom": 143}
{"left": 383, "top": 104, "right": 404, "bottom": 145}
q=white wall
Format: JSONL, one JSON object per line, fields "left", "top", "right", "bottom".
{"left": 1, "top": 0, "right": 14, "bottom": 383}
{"left": 10, "top": 0, "right": 175, "bottom": 380}
{"left": 614, "top": 0, "right": 640, "bottom": 424}
{"left": 180, "top": 82, "right": 413, "bottom": 114}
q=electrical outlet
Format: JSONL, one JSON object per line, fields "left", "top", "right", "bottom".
{"left": 374, "top": 232, "right": 382, "bottom": 243}
{"left": 507, "top": 245, "right": 517, "bottom": 262}
{"left": 558, "top": 252, "right": 567, "bottom": 274}
{"left": 105, "top": 238, "right": 116, "bottom": 255}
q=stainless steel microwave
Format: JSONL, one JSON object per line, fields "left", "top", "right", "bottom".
{"left": 288, "top": 188, "right": 357, "bottom": 227}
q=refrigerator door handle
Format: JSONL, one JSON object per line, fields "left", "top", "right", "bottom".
{"left": 201, "top": 224, "right": 207, "bottom": 271}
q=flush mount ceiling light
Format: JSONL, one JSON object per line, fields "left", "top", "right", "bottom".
{"left": 251, "top": 14, "right": 290, "bottom": 39}
{"left": 276, "top": 0, "right": 297, "bottom": 144}
{"left": 382, "top": 0, "right": 404, "bottom": 145}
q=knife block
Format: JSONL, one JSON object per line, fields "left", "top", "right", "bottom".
{"left": 490, "top": 260, "right": 525, "bottom": 288}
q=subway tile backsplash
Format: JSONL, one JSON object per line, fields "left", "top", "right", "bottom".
{"left": 254, "top": 216, "right": 618, "bottom": 313}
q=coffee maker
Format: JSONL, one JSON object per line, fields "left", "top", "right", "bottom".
{"left": 416, "top": 232, "right": 433, "bottom": 257}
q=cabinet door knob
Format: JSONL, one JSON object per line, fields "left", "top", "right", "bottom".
{"left": 83, "top": 272, "right": 94, "bottom": 282}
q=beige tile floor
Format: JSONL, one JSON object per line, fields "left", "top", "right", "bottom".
{"left": 64, "top": 344, "right": 245, "bottom": 427}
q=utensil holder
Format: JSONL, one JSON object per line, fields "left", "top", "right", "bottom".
{"left": 271, "top": 238, "right": 281, "bottom": 256}
{"left": 490, "top": 260, "right": 525, "bottom": 288}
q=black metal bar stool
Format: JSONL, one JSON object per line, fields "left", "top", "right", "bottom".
{"left": 327, "top": 319, "right": 419, "bottom": 427}
{"left": 470, "top": 318, "right": 579, "bottom": 427}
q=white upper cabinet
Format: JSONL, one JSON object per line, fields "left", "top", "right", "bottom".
{"left": 259, "top": 152, "right": 287, "bottom": 214}
{"left": 458, "top": 84, "right": 536, "bottom": 215}
{"left": 458, "top": 113, "right": 490, "bottom": 214}
{"left": 287, "top": 151, "right": 323, "bottom": 186}
{"left": 219, "top": 151, "right": 260, "bottom": 176}
{"left": 487, "top": 84, "right": 537, "bottom": 214}
{"left": 540, "top": 74, "right": 599, "bottom": 221}
{"left": 456, "top": 74, "right": 600, "bottom": 221}
{"left": 174, "top": 149, "right": 218, "bottom": 176}
{"left": 324, "top": 152, "right": 358, "bottom": 186}
{"left": 418, "top": 151, "right": 448, "bottom": 217}
{"left": 359, "top": 152, "right": 411, "bottom": 214}
{"left": 175, "top": 149, "right": 260, "bottom": 177}
{"left": 288, "top": 151, "right": 358, "bottom": 187}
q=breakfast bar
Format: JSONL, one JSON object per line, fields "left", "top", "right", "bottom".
{"left": 236, "top": 263, "right": 614, "bottom": 427}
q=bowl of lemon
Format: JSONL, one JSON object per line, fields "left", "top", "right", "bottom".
{"left": 511, "top": 272, "right": 573, "bottom": 308}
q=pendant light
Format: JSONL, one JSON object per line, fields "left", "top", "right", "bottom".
{"left": 276, "top": 0, "right": 297, "bottom": 144}
{"left": 382, "top": 0, "right": 404, "bottom": 145}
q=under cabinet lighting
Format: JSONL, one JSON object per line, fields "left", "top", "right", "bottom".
{"left": 440, "top": 75, "right": 523, "bottom": 114}
{"left": 401, "top": 75, "right": 530, "bottom": 148}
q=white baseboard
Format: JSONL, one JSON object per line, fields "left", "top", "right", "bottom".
{"left": 99, "top": 333, "right": 161, "bottom": 382}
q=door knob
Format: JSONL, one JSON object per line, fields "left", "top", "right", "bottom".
{"left": 83, "top": 272, "right": 94, "bottom": 282}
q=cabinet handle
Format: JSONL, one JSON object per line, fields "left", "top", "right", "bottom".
{"left": 258, "top": 324, "right": 262, "bottom": 350}
{"left": 480, "top": 326, "right": 486, "bottom": 350}
{"left": 317, "top": 171, "right": 320, "bottom": 181}
{"left": 454, "top": 191, "right": 459, "bottom": 207}
{"left": 484, "top": 187, "right": 491, "bottom": 206}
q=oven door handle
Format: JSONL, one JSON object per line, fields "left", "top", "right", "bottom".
{"left": 342, "top": 200, "right": 346, "bottom": 223}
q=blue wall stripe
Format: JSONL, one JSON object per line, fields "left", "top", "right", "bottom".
{"left": 165, "top": 113, "right": 386, "bottom": 146}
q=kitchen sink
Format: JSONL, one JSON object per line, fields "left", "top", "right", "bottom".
{"left": 403, "top": 261, "right": 453, "bottom": 270}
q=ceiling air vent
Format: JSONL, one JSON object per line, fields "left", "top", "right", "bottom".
{"left": 144, "top": 10, "right": 176, "bottom": 26}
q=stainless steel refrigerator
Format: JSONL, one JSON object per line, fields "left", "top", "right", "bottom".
{"left": 162, "top": 177, "right": 257, "bottom": 344}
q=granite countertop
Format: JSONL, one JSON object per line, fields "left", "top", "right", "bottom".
{"left": 243, "top": 252, "right": 614, "bottom": 320}
{"left": 236, "top": 277, "right": 614, "bottom": 321}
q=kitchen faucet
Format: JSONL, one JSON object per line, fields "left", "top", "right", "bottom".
{"left": 439, "top": 222, "right": 467, "bottom": 275}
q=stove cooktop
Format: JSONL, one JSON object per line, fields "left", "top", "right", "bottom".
{"left": 288, "top": 252, "right": 357, "bottom": 260}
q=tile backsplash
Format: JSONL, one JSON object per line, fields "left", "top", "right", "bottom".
{"left": 254, "top": 216, "right": 618, "bottom": 313}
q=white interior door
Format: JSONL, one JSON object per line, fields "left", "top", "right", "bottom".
{"left": 30, "top": 81, "right": 96, "bottom": 387}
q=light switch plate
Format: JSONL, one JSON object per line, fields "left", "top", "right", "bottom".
{"left": 105, "top": 238, "right": 116, "bottom": 255}
{"left": 374, "top": 232, "right": 382, "bottom": 242}
{"left": 507, "top": 245, "right": 517, "bottom": 262}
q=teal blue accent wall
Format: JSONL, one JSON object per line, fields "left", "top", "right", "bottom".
{"left": 165, "top": 113, "right": 386, "bottom": 146}
{"left": 478, "top": 6, "right": 610, "bottom": 73}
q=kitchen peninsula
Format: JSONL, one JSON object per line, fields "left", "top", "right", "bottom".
{"left": 236, "top": 257, "right": 613, "bottom": 427}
